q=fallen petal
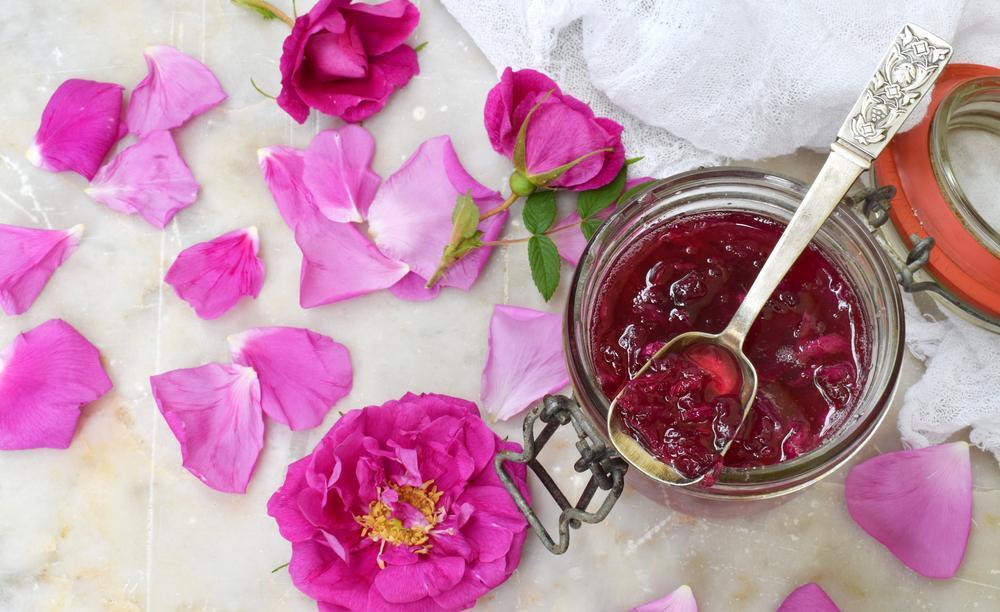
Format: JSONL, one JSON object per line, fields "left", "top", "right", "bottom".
{"left": 126, "top": 45, "right": 227, "bottom": 136}
{"left": 481, "top": 305, "right": 568, "bottom": 421}
{"left": 258, "top": 147, "right": 408, "bottom": 306}
{"left": 845, "top": 441, "right": 972, "bottom": 578}
{"left": 631, "top": 584, "right": 698, "bottom": 612}
{"left": 0, "top": 223, "right": 83, "bottom": 315}
{"left": 302, "top": 125, "right": 381, "bottom": 223}
{"left": 388, "top": 272, "right": 441, "bottom": 302}
{"left": 86, "top": 130, "right": 199, "bottom": 228}
{"left": 229, "top": 327, "right": 353, "bottom": 431}
{"left": 28, "top": 79, "right": 123, "bottom": 180}
{"left": 0, "top": 319, "right": 112, "bottom": 450}
{"left": 150, "top": 363, "right": 263, "bottom": 493}
{"left": 777, "top": 583, "right": 840, "bottom": 612}
{"left": 367, "top": 135, "right": 506, "bottom": 290}
{"left": 164, "top": 227, "right": 265, "bottom": 319}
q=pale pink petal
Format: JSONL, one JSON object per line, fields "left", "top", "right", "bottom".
{"left": 481, "top": 305, "right": 569, "bottom": 421}
{"left": 257, "top": 147, "right": 408, "bottom": 306}
{"left": 845, "top": 442, "right": 972, "bottom": 578}
{"left": 150, "top": 363, "right": 263, "bottom": 493}
{"left": 0, "top": 319, "right": 112, "bottom": 450}
{"left": 631, "top": 585, "right": 698, "bottom": 612}
{"left": 0, "top": 223, "right": 82, "bottom": 315}
{"left": 367, "top": 135, "right": 507, "bottom": 290}
{"left": 164, "top": 227, "right": 265, "bottom": 319}
{"left": 126, "top": 45, "right": 227, "bottom": 136}
{"left": 229, "top": 327, "right": 353, "bottom": 431}
{"left": 388, "top": 271, "right": 440, "bottom": 302}
{"left": 27, "top": 79, "right": 123, "bottom": 180}
{"left": 777, "top": 583, "right": 840, "bottom": 612}
{"left": 86, "top": 130, "right": 199, "bottom": 228}
{"left": 302, "top": 125, "right": 382, "bottom": 223}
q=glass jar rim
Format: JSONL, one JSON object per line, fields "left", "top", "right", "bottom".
{"left": 564, "top": 167, "right": 905, "bottom": 500}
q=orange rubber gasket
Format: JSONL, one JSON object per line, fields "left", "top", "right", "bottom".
{"left": 873, "top": 63, "right": 1000, "bottom": 319}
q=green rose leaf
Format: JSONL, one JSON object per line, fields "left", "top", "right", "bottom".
{"left": 580, "top": 217, "right": 604, "bottom": 241}
{"left": 577, "top": 165, "right": 627, "bottom": 219}
{"left": 528, "top": 235, "right": 561, "bottom": 301}
{"left": 523, "top": 190, "right": 557, "bottom": 235}
{"left": 616, "top": 179, "right": 657, "bottom": 208}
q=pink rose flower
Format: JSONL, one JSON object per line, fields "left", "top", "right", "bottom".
{"left": 484, "top": 67, "right": 625, "bottom": 191}
{"left": 278, "top": 0, "right": 420, "bottom": 124}
{"left": 268, "top": 392, "right": 530, "bottom": 611}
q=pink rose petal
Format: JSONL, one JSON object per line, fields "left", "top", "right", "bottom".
{"left": 27, "top": 79, "right": 123, "bottom": 180}
{"left": 367, "top": 135, "right": 507, "bottom": 290}
{"left": 0, "top": 223, "right": 82, "bottom": 315}
{"left": 481, "top": 305, "right": 569, "bottom": 421}
{"left": 258, "top": 147, "right": 408, "bottom": 306}
{"left": 229, "top": 327, "right": 353, "bottom": 431}
{"left": 0, "top": 319, "right": 112, "bottom": 450}
{"left": 150, "top": 363, "right": 263, "bottom": 493}
{"left": 164, "top": 227, "right": 265, "bottom": 319}
{"left": 86, "top": 130, "right": 199, "bottom": 228}
{"left": 388, "top": 271, "right": 440, "bottom": 302}
{"left": 631, "top": 584, "right": 698, "bottom": 612}
{"left": 845, "top": 441, "right": 972, "bottom": 579}
{"left": 777, "top": 583, "right": 840, "bottom": 612}
{"left": 302, "top": 125, "right": 381, "bottom": 223}
{"left": 126, "top": 45, "right": 227, "bottom": 136}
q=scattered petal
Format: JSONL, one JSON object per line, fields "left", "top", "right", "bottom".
{"left": 229, "top": 327, "right": 353, "bottom": 431}
{"left": 0, "top": 319, "right": 112, "bottom": 450}
{"left": 126, "top": 45, "right": 227, "bottom": 136}
{"left": 367, "top": 136, "right": 506, "bottom": 290}
{"left": 845, "top": 442, "right": 972, "bottom": 578}
{"left": 150, "top": 363, "right": 263, "bottom": 493}
{"left": 388, "top": 272, "right": 440, "bottom": 302}
{"left": 86, "top": 130, "right": 199, "bottom": 228}
{"left": 164, "top": 227, "right": 265, "bottom": 319}
{"left": 481, "top": 305, "right": 568, "bottom": 421}
{"left": 777, "top": 583, "right": 840, "bottom": 612}
{"left": 302, "top": 125, "right": 381, "bottom": 223}
{"left": 28, "top": 79, "right": 123, "bottom": 180}
{"left": 258, "top": 147, "right": 408, "bottom": 306}
{"left": 631, "top": 584, "right": 698, "bottom": 612}
{"left": 0, "top": 223, "right": 82, "bottom": 315}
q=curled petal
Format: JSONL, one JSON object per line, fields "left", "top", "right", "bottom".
{"left": 302, "top": 125, "right": 381, "bottom": 223}
{"left": 86, "top": 130, "right": 199, "bottom": 228}
{"left": 631, "top": 584, "right": 698, "bottom": 612}
{"left": 229, "top": 327, "right": 353, "bottom": 431}
{"left": 150, "top": 363, "right": 263, "bottom": 493}
{"left": 165, "top": 227, "right": 265, "bottom": 319}
{"left": 845, "top": 442, "right": 972, "bottom": 578}
{"left": 342, "top": 0, "right": 420, "bottom": 55}
{"left": 0, "top": 223, "right": 82, "bottom": 315}
{"left": 28, "top": 79, "right": 123, "bottom": 180}
{"left": 257, "top": 147, "right": 407, "bottom": 306}
{"left": 367, "top": 136, "right": 506, "bottom": 290}
{"left": 481, "top": 305, "right": 568, "bottom": 421}
{"left": 126, "top": 45, "right": 227, "bottom": 136}
{"left": 777, "top": 583, "right": 840, "bottom": 612}
{"left": 0, "top": 319, "right": 112, "bottom": 450}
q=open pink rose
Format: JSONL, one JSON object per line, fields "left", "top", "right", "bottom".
{"left": 484, "top": 67, "right": 624, "bottom": 191}
{"left": 268, "top": 392, "right": 530, "bottom": 611}
{"left": 278, "top": 0, "right": 420, "bottom": 124}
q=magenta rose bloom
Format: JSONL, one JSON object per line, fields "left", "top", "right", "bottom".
{"left": 484, "top": 67, "right": 625, "bottom": 191}
{"left": 278, "top": 0, "right": 420, "bottom": 124}
{"left": 268, "top": 392, "right": 531, "bottom": 611}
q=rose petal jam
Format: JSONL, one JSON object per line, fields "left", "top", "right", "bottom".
{"left": 592, "top": 212, "right": 868, "bottom": 475}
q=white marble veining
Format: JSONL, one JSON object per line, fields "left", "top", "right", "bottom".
{"left": 0, "top": 2, "right": 998, "bottom": 611}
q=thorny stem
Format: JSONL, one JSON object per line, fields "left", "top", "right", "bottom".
{"left": 239, "top": 0, "right": 295, "bottom": 27}
{"left": 479, "top": 192, "right": 520, "bottom": 221}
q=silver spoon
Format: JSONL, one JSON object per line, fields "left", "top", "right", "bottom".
{"left": 608, "top": 23, "right": 953, "bottom": 486}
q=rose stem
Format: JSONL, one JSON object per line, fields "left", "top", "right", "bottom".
{"left": 479, "top": 192, "right": 520, "bottom": 221}
{"left": 481, "top": 220, "right": 582, "bottom": 246}
{"left": 241, "top": 0, "right": 294, "bottom": 27}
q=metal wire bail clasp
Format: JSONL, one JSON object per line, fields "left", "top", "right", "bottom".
{"left": 494, "top": 395, "right": 628, "bottom": 554}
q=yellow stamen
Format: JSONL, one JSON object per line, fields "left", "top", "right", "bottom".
{"left": 355, "top": 481, "right": 445, "bottom": 569}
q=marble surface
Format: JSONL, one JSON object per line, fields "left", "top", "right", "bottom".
{"left": 1, "top": 1, "right": 998, "bottom": 611}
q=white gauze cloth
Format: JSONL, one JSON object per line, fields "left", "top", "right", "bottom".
{"left": 442, "top": 0, "right": 1000, "bottom": 462}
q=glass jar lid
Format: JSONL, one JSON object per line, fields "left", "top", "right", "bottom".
{"left": 872, "top": 64, "right": 1000, "bottom": 329}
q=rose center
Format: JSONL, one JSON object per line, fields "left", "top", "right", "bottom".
{"left": 355, "top": 481, "right": 444, "bottom": 568}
